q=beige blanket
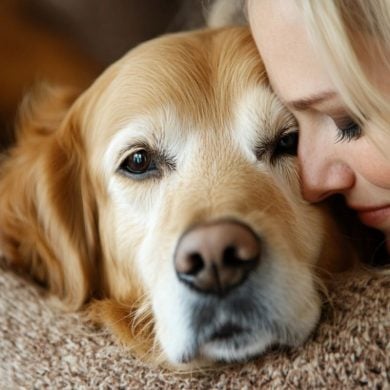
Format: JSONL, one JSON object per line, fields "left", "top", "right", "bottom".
{"left": 1, "top": 263, "right": 389, "bottom": 388}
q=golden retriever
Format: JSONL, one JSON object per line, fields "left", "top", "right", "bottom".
{"left": 0, "top": 27, "right": 356, "bottom": 367}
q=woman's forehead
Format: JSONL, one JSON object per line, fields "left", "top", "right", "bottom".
{"left": 249, "top": 4, "right": 334, "bottom": 104}
{"left": 248, "top": 0, "right": 302, "bottom": 26}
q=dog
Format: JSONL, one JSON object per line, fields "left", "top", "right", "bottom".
{"left": 0, "top": 27, "right": 356, "bottom": 367}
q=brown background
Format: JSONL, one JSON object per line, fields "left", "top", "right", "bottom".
{"left": 0, "top": 0, "right": 208, "bottom": 148}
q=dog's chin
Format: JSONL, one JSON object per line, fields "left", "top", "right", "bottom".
{"left": 175, "top": 322, "right": 304, "bottom": 365}
{"left": 154, "top": 259, "right": 321, "bottom": 366}
{"left": 197, "top": 327, "right": 274, "bottom": 363}
{"left": 166, "top": 309, "right": 320, "bottom": 365}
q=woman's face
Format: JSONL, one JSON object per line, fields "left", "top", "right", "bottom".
{"left": 249, "top": 0, "right": 390, "bottom": 250}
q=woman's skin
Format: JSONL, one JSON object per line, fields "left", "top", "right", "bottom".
{"left": 248, "top": 0, "right": 390, "bottom": 252}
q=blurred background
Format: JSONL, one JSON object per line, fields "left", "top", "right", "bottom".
{"left": 0, "top": 0, "right": 209, "bottom": 147}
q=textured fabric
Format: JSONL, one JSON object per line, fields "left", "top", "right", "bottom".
{"left": 0, "top": 263, "right": 389, "bottom": 388}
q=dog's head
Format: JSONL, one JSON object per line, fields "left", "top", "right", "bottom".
{"left": 0, "top": 27, "right": 354, "bottom": 366}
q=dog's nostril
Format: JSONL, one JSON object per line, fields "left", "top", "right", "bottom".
{"left": 175, "top": 251, "right": 205, "bottom": 276}
{"left": 222, "top": 246, "right": 240, "bottom": 267}
{"left": 223, "top": 245, "right": 259, "bottom": 268}
{"left": 186, "top": 253, "right": 204, "bottom": 275}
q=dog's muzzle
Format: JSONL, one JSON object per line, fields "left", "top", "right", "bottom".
{"left": 160, "top": 219, "right": 319, "bottom": 363}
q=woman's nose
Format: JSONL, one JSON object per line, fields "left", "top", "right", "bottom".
{"left": 298, "top": 139, "right": 356, "bottom": 203}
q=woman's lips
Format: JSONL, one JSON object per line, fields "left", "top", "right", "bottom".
{"left": 356, "top": 205, "right": 390, "bottom": 227}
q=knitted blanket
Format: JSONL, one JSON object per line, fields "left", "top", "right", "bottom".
{"left": 0, "top": 263, "right": 389, "bottom": 388}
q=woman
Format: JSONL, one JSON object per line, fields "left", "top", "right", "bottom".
{"left": 248, "top": 0, "right": 390, "bottom": 253}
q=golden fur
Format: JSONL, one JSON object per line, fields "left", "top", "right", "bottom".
{"left": 0, "top": 27, "right": 357, "bottom": 367}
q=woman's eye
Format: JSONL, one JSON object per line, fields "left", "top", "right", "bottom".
{"left": 273, "top": 131, "right": 299, "bottom": 158}
{"left": 336, "top": 120, "right": 362, "bottom": 142}
{"left": 120, "top": 149, "right": 156, "bottom": 175}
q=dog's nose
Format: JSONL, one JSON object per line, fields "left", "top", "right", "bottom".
{"left": 174, "top": 221, "right": 260, "bottom": 295}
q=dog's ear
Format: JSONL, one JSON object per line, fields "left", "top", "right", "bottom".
{"left": 0, "top": 85, "right": 100, "bottom": 310}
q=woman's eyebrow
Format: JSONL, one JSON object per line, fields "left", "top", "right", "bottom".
{"left": 286, "top": 91, "right": 337, "bottom": 111}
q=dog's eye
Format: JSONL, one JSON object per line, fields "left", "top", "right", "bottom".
{"left": 120, "top": 149, "right": 156, "bottom": 175}
{"left": 273, "top": 131, "right": 298, "bottom": 158}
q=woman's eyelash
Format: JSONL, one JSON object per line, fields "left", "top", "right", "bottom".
{"left": 335, "top": 120, "right": 362, "bottom": 142}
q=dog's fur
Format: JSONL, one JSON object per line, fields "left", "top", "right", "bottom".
{"left": 0, "top": 27, "right": 356, "bottom": 367}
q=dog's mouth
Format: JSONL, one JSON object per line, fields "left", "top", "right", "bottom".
{"left": 209, "top": 322, "right": 246, "bottom": 341}
{"left": 195, "top": 321, "right": 266, "bottom": 363}
{"left": 177, "top": 286, "right": 274, "bottom": 363}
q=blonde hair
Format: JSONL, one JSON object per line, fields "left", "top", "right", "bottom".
{"left": 295, "top": 0, "right": 390, "bottom": 148}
